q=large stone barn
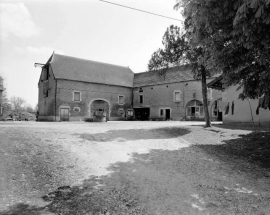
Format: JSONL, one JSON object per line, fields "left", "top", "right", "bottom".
{"left": 38, "top": 53, "right": 134, "bottom": 121}
{"left": 37, "top": 53, "right": 221, "bottom": 122}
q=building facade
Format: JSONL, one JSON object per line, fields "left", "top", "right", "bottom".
{"left": 133, "top": 66, "right": 222, "bottom": 121}
{"left": 38, "top": 53, "right": 222, "bottom": 122}
{"left": 208, "top": 76, "right": 270, "bottom": 125}
{"left": 38, "top": 53, "right": 133, "bottom": 121}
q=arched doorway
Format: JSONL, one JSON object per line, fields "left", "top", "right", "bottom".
{"left": 186, "top": 100, "right": 204, "bottom": 120}
{"left": 89, "top": 99, "right": 110, "bottom": 121}
{"left": 211, "top": 98, "right": 222, "bottom": 121}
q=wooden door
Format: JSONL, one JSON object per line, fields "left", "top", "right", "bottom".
{"left": 60, "top": 108, "right": 69, "bottom": 121}
{"left": 165, "top": 109, "right": 171, "bottom": 120}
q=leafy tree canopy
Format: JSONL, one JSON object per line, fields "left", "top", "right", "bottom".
{"left": 148, "top": 25, "right": 213, "bottom": 127}
{"left": 174, "top": 0, "right": 270, "bottom": 99}
{"left": 0, "top": 76, "right": 11, "bottom": 116}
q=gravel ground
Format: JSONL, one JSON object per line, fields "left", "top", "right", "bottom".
{"left": 0, "top": 121, "right": 269, "bottom": 215}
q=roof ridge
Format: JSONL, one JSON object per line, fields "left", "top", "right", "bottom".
{"left": 135, "top": 64, "right": 191, "bottom": 74}
{"left": 54, "top": 53, "right": 131, "bottom": 70}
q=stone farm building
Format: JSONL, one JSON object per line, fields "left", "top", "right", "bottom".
{"left": 38, "top": 53, "right": 222, "bottom": 122}
{"left": 208, "top": 76, "right": 270, "bottom": 125}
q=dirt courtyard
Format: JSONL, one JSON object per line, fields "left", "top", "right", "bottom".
{"left": 0, "top": 121, "right": 270, "bottom": 215}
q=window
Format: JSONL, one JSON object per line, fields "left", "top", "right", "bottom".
{"left": 211, "top": 98, "right": 222, "bottom": 117}
{"left": 118, "top": 95, "right": 125, "bottom": 105}
{"left": 212, "top": 100, "right": 218, "bottom": 116}
{"left": 139, "top": 95, "right": 143, "bottom": 104}
{"left": 127, "top": 110, "right": 134, "bottom": 116}
{"left": 73, "top": 91, "right": 81, "bottom": 102}
{"left": 186, "top": 100, "right": 204, "bottom": 117}
{"left": 43, "top": 67, "right": 49, "bottom": 80}
{"left": 174, "top": 90, "right": 182, "bottom": 102}
{"left": 160, "top": 109, "right": 164, "bottom": 116}
{"left": 73, "top": 107, "right": 81, "bottom": 112}
{"left": 43, "top": 80, "right": 49, "bottom": 98}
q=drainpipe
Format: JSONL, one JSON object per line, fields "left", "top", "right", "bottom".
{"left": 55, "top": 79, "right": 57, "bottom": 121}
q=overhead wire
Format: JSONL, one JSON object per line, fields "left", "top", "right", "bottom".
{"left": 99, "top": 0, "right": 183, "bottom": 22}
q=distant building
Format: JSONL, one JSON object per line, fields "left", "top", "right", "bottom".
{"left": 207, "top": 76, "right": 270, "bottom": 125}
{"left": 37, "top": 53, "right": 222, "bottom": 121}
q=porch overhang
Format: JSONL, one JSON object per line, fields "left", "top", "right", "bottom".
{"left": 207, "top": 76, "right": 223, "bottom": 91}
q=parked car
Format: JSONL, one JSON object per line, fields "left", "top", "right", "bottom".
{"left": 18, "top": 112, "right": 36, "bottom": 121}
{"left": 2, "top": 116, "right": 13, "bottom": 121}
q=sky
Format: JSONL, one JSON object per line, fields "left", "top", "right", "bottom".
{"left": 0, "top": 0, "right": 183, "bottom": 108}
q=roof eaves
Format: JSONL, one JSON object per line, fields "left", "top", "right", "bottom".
{"left": 55, "top": 78, "right": 133, "bottom": 88}
{"left": 133, "top": 78, "right": 196, "bottom": 87}
{"left": 207, "top": 75, "right": 223, "bottom": 90}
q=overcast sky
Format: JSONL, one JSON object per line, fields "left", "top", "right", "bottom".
{"left": 0, "top": 0, "right": 183, "bottom": 107}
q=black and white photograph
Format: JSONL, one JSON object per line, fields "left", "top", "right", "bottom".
{"left": 0, "top": 0, "right": 270, "bottom": 214}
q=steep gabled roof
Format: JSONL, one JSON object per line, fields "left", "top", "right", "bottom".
{"left": 133, "top": 65, "right": 194, "bottom": 87}
{"left": 48, "top": 53, "right": 134, "bottom": 88}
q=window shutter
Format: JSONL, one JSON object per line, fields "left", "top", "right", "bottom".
{"left": 207, "top": 88, "right": 213, "bottom": 100}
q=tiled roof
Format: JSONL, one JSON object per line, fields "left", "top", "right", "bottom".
{"left": 49, "top": 53, "right": 134, "bottom": 88}
{"left": 133, "top": 65, "right": 194, "bottom": 87}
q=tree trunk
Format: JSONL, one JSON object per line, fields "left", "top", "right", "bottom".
{"left": 201, "top": 66, "right": 211, "bottom": 127}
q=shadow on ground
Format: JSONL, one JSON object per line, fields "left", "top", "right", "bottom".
{"left": 196, "top": 131, "right": 270, "bottom": 169}
{"left": 190, "top": 123, "right": 270, "bottom": 132}
{"left": 1, "top": 130, "right": 270, "bottom": 215}
{"left": 74, "top": 127, "right": 191, "bottom": 142}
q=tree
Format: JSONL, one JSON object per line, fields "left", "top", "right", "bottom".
{"left": 10, "top": 96, "right": 26, "bottom": 112}
{"left": 148, "top": 25, "right": 212, "bottom": 127}
{"left": 174, "top": 0, "right": 270, "bottom": 100}
{"left": 0, "top": 76, "right": 10, "bottom": 116}
{"left": 24, "top": 104, "right": 35, "bottom": 113}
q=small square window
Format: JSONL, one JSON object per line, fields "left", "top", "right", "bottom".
{"left": 139, "top": 95, "right": 143, "bottom": 104}
{"left": 118, "top": 95, "right": 125, "bottom": 105}
{"left": 127, "top": 110, "right": 133, "bottom": 116}
{"left": 73, "top": 92, "right": 81, "bottom": 102}
{"left": 174, "top": 91, "right": 181, "bottom": 102}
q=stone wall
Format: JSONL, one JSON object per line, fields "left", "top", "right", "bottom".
{"left": 133, "top": 79, "right": 222, "bottom": 121}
